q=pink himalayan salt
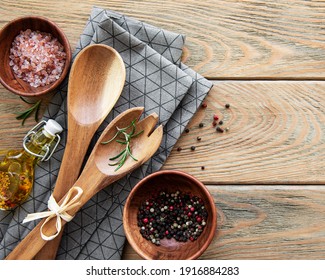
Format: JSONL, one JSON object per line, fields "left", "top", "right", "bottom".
{"left": 9, "top": 29, "right": 66, "bottom": 88}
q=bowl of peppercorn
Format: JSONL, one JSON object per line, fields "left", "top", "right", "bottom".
{"left": 0, "top": 16, "right": 71, "bottom": 97}
{"left": 123, "top": 170, "right": 217, "bottom": 260}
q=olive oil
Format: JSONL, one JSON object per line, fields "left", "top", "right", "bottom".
{"left": 0, "top": 120, "right": 62, "bottom": 210}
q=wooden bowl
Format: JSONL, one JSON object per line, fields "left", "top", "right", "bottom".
{"left": 0, "top": 16, "right": 71, "bottom": 97}
{"left": 123, "top": 170, "right": 217, "bottom": 260}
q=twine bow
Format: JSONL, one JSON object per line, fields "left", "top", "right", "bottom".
{"left": 22, "top": 186, "right": 83, "bottom": 241}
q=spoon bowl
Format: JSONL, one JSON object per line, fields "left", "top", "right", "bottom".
{"left": 94, "top": 109, "right": 159, "bottom": 176}
{"left": 68, "top": 45, "right": 125, "bottom": 125}
{"left": 83, "top": 107, "right": 162, "bottom": 186}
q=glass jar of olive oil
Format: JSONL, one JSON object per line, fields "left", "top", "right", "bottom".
{"left": 0, "top": 120, "right": 62, "bottom": 210}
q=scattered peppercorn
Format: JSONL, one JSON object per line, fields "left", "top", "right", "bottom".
{"left": 225, "top": 103, "right": 230, "bottom": 109}
{"left": 177, "top": 147, "right": 182, "bottom": 151}
{"left": 218, "top": 120, "right": 223, "bottom": 125}
{"left": 199, "top": 123, "right": 204, "bottom": 128}
{"left": 212, "top": 121, "right": 217, "bottom": 127}
{"left": 137, "top": 191, "right": 208, "bottom": 245}
{"left": 185, "top": 128, "right": 190, "bottom": 133}
{"left": 201, "top": 102, "right": 207, "bottom": 108}
{"left": 216, "top": 127, "right": 224, "bottom": 133}
{"left": 225, "top": 127, "right": 230, "bottom": 132}
{"left": 191, "top": 146, "right": 196, "bottom": 151}
{"left": 201, "top": 166, "right": 205, "bottom": 170}
{"left": 197, "top": 136, "right": 201, "bottom": 141}
{"left": 213, "top": 114, "right": 219, "bottom": 121}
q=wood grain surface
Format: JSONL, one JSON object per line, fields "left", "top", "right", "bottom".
{"left": 164, "top": 82, "right": 325, "bottom": 185}
{"left": 123, "top": 185, "right": 325, "bottom": 260}
{"left": 1, "top": 81, "right": 324, "bottom": 182}
{"left": 0, "top": 0, "right": 324, "bottom": 260}
{"left": 1, "top": 0, "right": 325, "bottom": 79}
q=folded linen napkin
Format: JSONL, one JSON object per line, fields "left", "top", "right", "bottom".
{"left": 0, "top": 7, "right": 212, "bottom": 259}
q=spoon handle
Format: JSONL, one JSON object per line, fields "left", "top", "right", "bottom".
{"left": 5, "top": 167, "right": 108, "bottom": 260}
{"left": 5, "top": 212, "right": 61, "bottom": 260}
{"left": 34, "top": 122, "right": 97, "bottom": 259}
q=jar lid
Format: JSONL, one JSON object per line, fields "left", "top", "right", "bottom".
{"left": 43, "top": 119, "right": 63, "bottom": 137}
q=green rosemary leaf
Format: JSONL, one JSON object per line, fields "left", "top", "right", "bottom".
{"left": 116, "top": 140, "right": 127, "bottom": 145}
{"left": 19, "top": 96, "right": 35, "bottom": 105}
{"left": 16, "top": 107, "right": 33, "bottom": 117}
{"left": 131, "top": 130, "right": 144, "bottom": 138}
{"left": 116, "top": 119, "right": 135, "bottom": 132}
{"left": 16, "top": 111, "right": 31, "bottom": 120}
{"left": 129, "top": 123, "right": 136, "bottom": 136}
{"left": 131, "top": 118, "right": 137, "bottom": 126}
{"left": 126, "top": 145, "right": 138, "bottom": 161}
{"left": 15, "top": 99, "right": 42, "bottom": 126}
{"left": 34, "top": 101, "right": 41, "bottom": 122}
{"left": 21, "top": 117, "right": 28, "bottom": 126}
{"left": 122, "top": 131, "right": 131, "bottom": 142}
{"left": 114, "top": 151, "right": 128, "bottom": 171}
{"left": 109, "top": 149, "right": 126, "bottom": 161}
{"left": 101, "top": 131, "right": 120, "bottom": 144}
{"left": 16, "top": 111, "right": 32, "bottom": 127}
{"left": 17, "top": 114, "right": 30, "bottom": 126}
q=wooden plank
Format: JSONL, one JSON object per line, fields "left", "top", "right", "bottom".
{"left": 1, "top": 0, "right": 325, "bottom": 79}
{"left": 122, "top": 185, "right": 325, "bottom": 260}
{"left": 1, "top": 81, "right": 324, "bottom": 185}
{"left": 164, "top": 81, "right": 325, "bottom": 184}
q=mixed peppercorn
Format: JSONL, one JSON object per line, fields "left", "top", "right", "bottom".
{"left": 176, "top": 102, "right": 231, "bottom": 170}
{"left": 137, "top": 190, "right": 208, "bottom": 245}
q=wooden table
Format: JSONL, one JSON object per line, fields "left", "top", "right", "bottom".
{"left": 1, "top": 0, "right": 324, "bottom": 260}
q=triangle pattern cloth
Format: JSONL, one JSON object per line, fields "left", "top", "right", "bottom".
{"left": 0, "top": 7, "right": 212, "bottom": 259}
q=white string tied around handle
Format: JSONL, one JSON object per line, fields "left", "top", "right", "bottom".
{"left": 22, "top": 186, "right": 83, "bottom": 241}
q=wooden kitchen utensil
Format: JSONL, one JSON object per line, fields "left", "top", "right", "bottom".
{"left": 6, "top": 107, "right": 163, "bottom": 260}
{"left": 34, "top": 44, "right": 126, "bottom": 259}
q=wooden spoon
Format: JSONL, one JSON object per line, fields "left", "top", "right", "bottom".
{"left": 6, "top": 107, "right": 163, "bottom": 260}
{"left": 34, "top": 44, "right": 126, "bottom": 259}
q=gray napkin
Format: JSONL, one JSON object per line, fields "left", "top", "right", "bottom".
{"left": 0, "top": 7, "right": 212, "bottom": 259}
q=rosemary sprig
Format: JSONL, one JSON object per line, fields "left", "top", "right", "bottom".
{"left": 101, "top": 119, "right": 144, "bottom": 171}
{"left": 15, "top": 97, "right": 42, "bottom": 126}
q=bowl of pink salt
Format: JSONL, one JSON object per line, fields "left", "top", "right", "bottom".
{"left": 0, "top": 16, "right": 71, "bottom": 97}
